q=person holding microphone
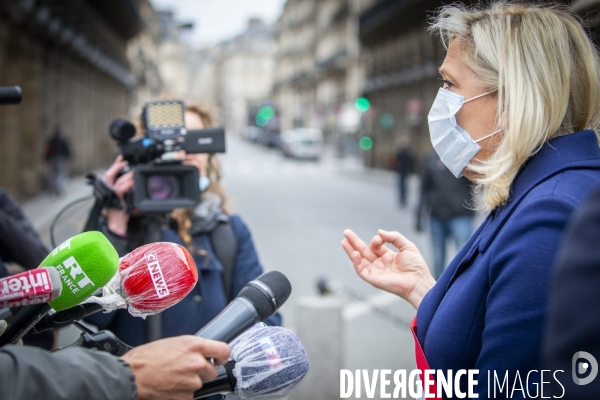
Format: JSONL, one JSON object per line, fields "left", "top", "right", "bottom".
{"left": 0, "top": 323, "right": 230, "bottom": 400}
{"left": 342, "top": 2, "right": 600, "bottom": 397}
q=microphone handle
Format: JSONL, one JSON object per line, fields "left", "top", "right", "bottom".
{"left": 32, "top": 303, "right": 105, "bottom": 333}
{"left": 194, "top": 361, "right": 237, "bottom": 399}
{"left": 0, "top": 307, "right": 14, "bottom": 323}
{"left": 0, "top": 303, "right": 51, "bottom": 345}
{"left": 195, "top": 298, "right": 259, "bottom": 343}
{"left": 0, "top": 305, "right": 28, "bottom": 324}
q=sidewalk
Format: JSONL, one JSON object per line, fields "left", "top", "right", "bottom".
{"left": 20, "top": 172, "right": 101, "bottom": 247}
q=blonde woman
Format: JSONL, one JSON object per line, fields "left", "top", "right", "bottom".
{"left": 87, "top": 105, "right": 281, "bottom": 354}
{"left": 342, "top": 3, "right": 600, "bottom": 396}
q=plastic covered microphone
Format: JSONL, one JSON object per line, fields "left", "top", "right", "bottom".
{"left": 82, "top": 241, "right": 198, "bottom": 316}
{"left": 194, "top": 324, "right": 310, "bottom": 399}
{"left": 0, "top": 268, "right": 62, "bottom": 308}
{"left": 195, "top": 271, "right": 291, "bottom": 343}
{"left": 31, "top": 242, "right": 199, "bottom": 333}
{"left": 0, "top": 231, "right": 119, "bottom": 346}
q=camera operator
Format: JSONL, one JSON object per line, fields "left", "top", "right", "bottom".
{"left": 86, "top": 104, "right": 281, "bottom": 358}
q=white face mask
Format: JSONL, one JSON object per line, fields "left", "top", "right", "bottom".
{"left": 427, "top": 88, "right": 501, "bottom": 178}
{"left": 199, "top": 175, "right": 210, "bottom": 192}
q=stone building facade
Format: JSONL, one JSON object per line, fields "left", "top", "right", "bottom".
{"left": 188, "top": 19, "right": 277, "bottom": 135}
{"left": 0, "top": 0, "right": 141, "bottom": 198}
{"left": 274, "top": 0, "right": 377, "bottom": 139}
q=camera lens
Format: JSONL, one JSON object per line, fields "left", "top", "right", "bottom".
{"left": 147, "top": 175, "right": 177, "bottom": 200}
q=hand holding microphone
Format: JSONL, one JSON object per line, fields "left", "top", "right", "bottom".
{"left": 121, "top": 335, "right": 230, "bottom": 400}
{"left": 194, "top": 324, "right": 310, "bottom": 400}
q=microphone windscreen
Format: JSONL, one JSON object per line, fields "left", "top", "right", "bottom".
{"left": 238, "top": 271, "right": 291, "bottom": 321}
{"left": 119, "top": 242, "right": 198, "bottom": 313}
{"left": 40, "top": 231, "right": 119, "bottom": 311}
{"left": 226, "top": 324, "right": 310, "bottom": 400}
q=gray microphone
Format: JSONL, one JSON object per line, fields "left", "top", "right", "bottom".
{"left": 195, "top": 271, "right": 291, "bottom": 343}
{"left": 194, "top": 324, "right": 310, "bottom": 399}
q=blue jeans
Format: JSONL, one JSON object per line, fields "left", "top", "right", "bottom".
{"left": 429, "top": 216, "right": 474, "bottom": 279}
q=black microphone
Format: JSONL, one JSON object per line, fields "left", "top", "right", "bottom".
{"left": 109, "top": 118, "right": 136, "bottom": 144}
{"left": 194, "top": 325, "right": 310, "bottom": 399}
{"left": 194, "top": 361, "right": 237, "bottom": 397}
{"left": 0, "top": 308, "right": 14, "bottom": 323}
{"left": 0, "top": 86, "right": 22, "bottom": 105}
{"left": 195, "top": 271, "right": 291, "bottom": 343}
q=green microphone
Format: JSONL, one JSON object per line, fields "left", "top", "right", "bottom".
{"left": 0, "top": 231, "right": 119, "bottom": 346}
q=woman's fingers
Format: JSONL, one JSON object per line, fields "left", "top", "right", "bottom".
{"left": 342, "top": 229, "right": 378, "bottom": 262}
{"left": 105, "top": 155, "right": 127, "bottom": 185}
{"left": 341, "top": 239, "right": 364, "bottom": 271}
{"left": 113, "top": 171, "right": 134, "bottom": 199}
{"left": 378, "top": 229, "right": 415, "bottom": 252}
{"left": 369, "top": 234, "right": 390, "bottom": 258}
{"left": 173, "top": 150, "right": 186, "bottom": 160}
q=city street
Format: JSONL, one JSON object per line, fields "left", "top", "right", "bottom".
{"left": 19, "top": 136, "right": 474, "bottom": 398}
{"left": 220, "top": 137, "right": 435, "bottom": 373}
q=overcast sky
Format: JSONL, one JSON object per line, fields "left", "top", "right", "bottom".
{"left": 150, "top": 0, "right": 287, "bottom": 45}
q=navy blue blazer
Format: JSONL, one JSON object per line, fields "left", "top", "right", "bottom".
{"left": 416, "top": 130, "right": 600, "bottom": 397}
{"left": 87, "top": 214, "right": 281, "bottom": 347}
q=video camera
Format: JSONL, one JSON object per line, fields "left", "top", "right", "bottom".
{"left": 99, "top": 99, "right": 226, "bottom": 214}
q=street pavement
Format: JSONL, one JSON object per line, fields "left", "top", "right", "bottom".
{"left": 18, "top": 136, "right": 475, "bottom": 397}
{"left": 220, "top": 138, "right": 434, "bottom": 379}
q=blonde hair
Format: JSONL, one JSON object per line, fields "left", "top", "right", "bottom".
{"left": 429, "top": 2, "right": 600, "bottom": 210}
{"left": 171, "top": 105, "right": 230, "bottom": 251}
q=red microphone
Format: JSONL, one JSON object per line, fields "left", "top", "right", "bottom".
{"left": 118, "top": 242, "right": 199, "bottom": 313}
{"left": 0, "top": 268, "right": 62, "bottom": 308}
{"left": 27, "top": 242, "right": 199, "bottom": 333}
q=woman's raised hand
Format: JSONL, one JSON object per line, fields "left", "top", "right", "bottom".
{"left": 341, "top": 229, "right": 436, "bottom": 309}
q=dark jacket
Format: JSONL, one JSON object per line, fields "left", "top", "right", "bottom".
{"left": 86, "top": 214, "right": 281, "bottom": 347}
{"left": 543, "top": 185, "right": 600, "bottom": 399}
{"left": 395, "top": 147, "right": 415, "bottom": 175}
{"left": 0, "top": 188, "right": 49, "bottom": 270}
{"left": 0, "top": 188, "right": 53, "bottom": 348}
{"left": 0, "top": 345, "right": 137, "bottom": 400}
{"left": 417, "top": 150, "right": 474, "bottom": 221}
{"left": 0, "top": 258, "right": 6, "bottom": 279}
{"left": 416, "top": 130, "right": 600, "bottom": 398}
{"left": 44, "top": 133, "right": 70, "bottom": 160}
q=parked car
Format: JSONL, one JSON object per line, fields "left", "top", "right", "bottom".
{"left": 257, "top": 129, "right": 281, "bottom": 148}
{"left": 245, "top": 126, "right": 262, "bottom": 142}
{"left": 280, "top": 128, "right": 324, "bottom": 160}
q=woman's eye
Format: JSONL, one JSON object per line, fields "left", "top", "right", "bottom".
{"left": 439, "top": 78, "right": 454, "bottom": 89}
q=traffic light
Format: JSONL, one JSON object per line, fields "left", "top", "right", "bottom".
{"left": 255, "top": 105, "right": 275, "bottom": 126}
{"left": 354, "top": 97, "right": 370, "bottom": 113}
